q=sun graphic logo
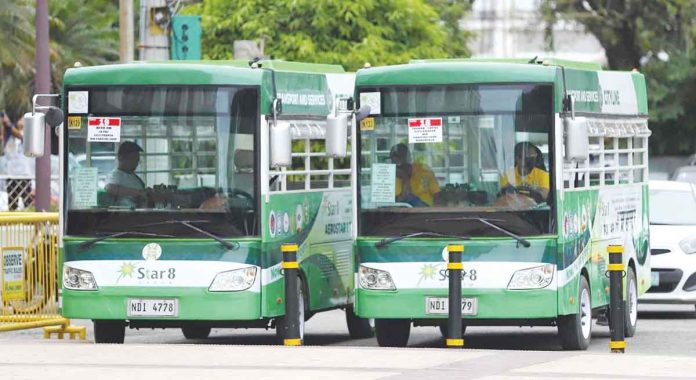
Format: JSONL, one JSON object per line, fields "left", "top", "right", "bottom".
{"left": 418, "top": 263, "right": 439, "bottom": 285}
{"left": 117, "top": 262, "right": 137, "bottom": 283}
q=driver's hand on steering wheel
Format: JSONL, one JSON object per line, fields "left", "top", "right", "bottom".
{"left": 199, "top": 194, "right": 228, "bottom": 210}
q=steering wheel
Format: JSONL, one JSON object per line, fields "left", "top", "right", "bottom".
{"left": 230, "top": 188, "right": 254, "bottom": 206}
{"left": 498, "top": 185, "right": 546, "bottom": 203}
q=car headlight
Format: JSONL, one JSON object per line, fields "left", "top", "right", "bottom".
{"left": 507, "top": 264, "right": 554, "bottom": 290}
{"left": 359, "top": 265, "right": 396, "bottom": 290}
{"left": 209, "top": 267, "right": 257, "bottom": 292}
{"left": 679, "top": 234, "right": 696, "bottom": 254}
{"left": 63, "top": 265, "right": 98, "bottom": 290}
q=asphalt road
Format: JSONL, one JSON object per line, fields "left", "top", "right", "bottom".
{"left": 3, "top": 304, "right": 693, "bottom": 355}
{"left": 2, "top": 304, "right": 696, "bottom": 379}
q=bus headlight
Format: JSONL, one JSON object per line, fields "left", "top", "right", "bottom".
{"left": 63, "top": 265, "right": 98, "bottom": 290}
{"left": 209, "top": 267, "right": 257, "bottom": 292}
{"left": 359, "top": 265, "right": 396, "bottom": 290}
{"left": 507, "top": 264, "right": 554, "bottom": 290}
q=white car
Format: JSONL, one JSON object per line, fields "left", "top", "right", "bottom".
{"left": 640, "top": 180, "right": 696, "bottom": 308}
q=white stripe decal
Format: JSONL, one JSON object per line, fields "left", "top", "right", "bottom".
{"left": 65, "top": 260, "right": 260, "bottom": 292}
{"left": 360, "top": 261, "right": 557, "bottom": 290}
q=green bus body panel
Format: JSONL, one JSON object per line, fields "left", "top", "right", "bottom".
{"left": 355, "top": 237, "right": 556, "bottom": 265}
{"left": 62, "top": 287, "right": 260, "bottom": 320}
{"left": 63, "top": 238, "right": 263, "bottom": 265}
{"left": 260, "top": 190, "right": 354, "bottom": 315}
{"left": 356, "top": 288, "right": 557, "bottom": 319}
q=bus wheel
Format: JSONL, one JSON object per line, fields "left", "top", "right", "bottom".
{"left": 275, "top": 278, "right": 306, "bottom": 344}
{"left": 93, "top": 320, "right": 125, "bottom": 344}
{"left": 182, "top": 326, "right": 212, "bottom": 339}
{"left": 439, "top": 323, "right": 466, "bottom": 338}
{"left": 558, "top": 276, "right": 591, "bottom": 350}
{"left": 624, "top": 267, "right": 638, "bottom": 337}
{"left": 345, "top": 305, "right": 374, "bottom": 339}
{"left": 375, "top": 319, "right": 410, "bottom": 347}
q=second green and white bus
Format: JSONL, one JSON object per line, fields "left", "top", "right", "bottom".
{"left": 353, "top": 58, "right": 651, "bottom": 349}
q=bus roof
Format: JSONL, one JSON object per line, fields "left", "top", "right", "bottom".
{"left": 356, "top": 60, "right": 647, "bottom": 116}
{"left": 410, "top": 57, "right": 603, "bottom": 71}
{"left": 63, "top": 60, "right": 351, "bottom": 117}
{"left": 64, "top": 60, "right": 345, "bottom": 86}
{"left": 64, "top": 62, "right": 265, "bottom": 86}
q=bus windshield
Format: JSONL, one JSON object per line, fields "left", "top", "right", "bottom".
{"left": 65, "top": 85, "right": 259, "bottom": 238}
{"left": 357, "top": 83, "right": 555, "bottom": 237}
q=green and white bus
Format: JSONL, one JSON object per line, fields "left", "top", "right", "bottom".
{"left": 58, "top": 60, "right": 373, "bottom": 343}
{"left": 353, "top": 59, "right": 651, "bottom": 349}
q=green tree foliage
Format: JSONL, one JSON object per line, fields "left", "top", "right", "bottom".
{"left": 189, "top": 0, "right": 472, "bottom": 71}
{"left": 0, "top": 0, "right": 119, "bottom": 120}
{"left": 542, "top": 0, "right": 696, "bottom": 155}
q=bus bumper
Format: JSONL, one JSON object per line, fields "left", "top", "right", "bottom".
{"left": 62, "top": 287, "right": 262, "bottom": 320}
{"left": 355, "top": 287, "right": 558, "bottom": 320}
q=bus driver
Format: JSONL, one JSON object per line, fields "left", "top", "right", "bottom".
{"left": 499, "top": 141, "right": 550, "bottom": 203}
{"left": 389, "top": 143, "right": 440, "bottom": 207}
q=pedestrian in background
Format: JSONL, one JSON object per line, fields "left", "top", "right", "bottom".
{"left": 2, "top": 116, "right": 33, "bottom": 210}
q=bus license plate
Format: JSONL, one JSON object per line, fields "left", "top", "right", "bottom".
{"left": 127, "top": 298, "right": 178, "bottom": 317}
{"left": 651, "top": 272, "right": 660, "bottom": 287}
{"left": 425, "top": 297, "right": 477, "bottom": 315}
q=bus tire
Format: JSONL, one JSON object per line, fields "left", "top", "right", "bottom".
{"left": 439, "top": 323, "right": 466, "bottom": 338}
{"left": 624, "top": 267, "right": 638, "bottom": 337}
{"left": 558, "top": 275, "right": 591, "bottom": 350}
{"left": 93, "top": 320, "right": 125, "bottom": 344}
{"left": 375, "top": 319, "right": 410, "bottom": 347}
{"left": 275, "top": 277, "right": 306, "bottom": 344}
{"left": 181, "top": 326, "right": 212, "bottom": 339}
{"left": 345, "top": 304, "right": 374, "bottom": 339}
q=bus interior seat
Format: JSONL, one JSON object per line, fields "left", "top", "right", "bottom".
{"left": 233, "top": 149, "right": 254, "bottom": 195}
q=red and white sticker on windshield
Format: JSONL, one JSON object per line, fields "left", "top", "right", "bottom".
{"left": 87, "top": 117, "right": 121, "bottom": 142}
{"left": 408, "top": 117, "right": 442, "bottom": 143}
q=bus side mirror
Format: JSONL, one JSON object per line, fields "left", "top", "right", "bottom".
{"left": 564, "top": 116, "right": 588, "bottom": 162}
{"left": 326, "top": 114, "right": 348, "bottom": 158}
{"left": 270, "top": 121, "right": 292, "bottom": 167}
{"left": 45, "top": 107, "right": 64, "bottom": 128}
{"left": 23, "top": 112, "right": 46, "bottom": 158}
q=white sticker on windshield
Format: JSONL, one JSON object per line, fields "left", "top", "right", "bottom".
{"left": 360, "top": 92, "right": 381, "bottom": 115}
{"left": 73, "top": 167, "right": 98, "bottom": 208}
{"left": 408, "top": 117, "right": 442, "bottom": 143}
{"left": 370, "top": 163, "right": 396, "bottom": 203}
{"left": 68, "top": 91, "right": 89, "bottom": 114}
{"left": 88, "top": 117, "right": 121, "bottom": 142}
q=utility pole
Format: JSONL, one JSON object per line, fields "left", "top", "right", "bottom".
{"left": 138, "top": 0, "right": 170, "bottom": 61}
{"left": 119, "top": 0, "right": 134, "bottom": 62}
{"left": 35, "top": 0, "right": 51, "bottom": 211}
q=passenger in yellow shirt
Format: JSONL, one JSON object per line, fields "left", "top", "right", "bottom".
{"left": 389, "top": 143, "right": 440, "bottom": 206}
{"left": 499, "top": 142, "right": 549, "bottom": 203}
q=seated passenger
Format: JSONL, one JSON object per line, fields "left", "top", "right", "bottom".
{"left": 389, "top": 143, "right": 440, "bottom": 207}
{"left": 499, "top": 141, "right": 549, "bottom": 203}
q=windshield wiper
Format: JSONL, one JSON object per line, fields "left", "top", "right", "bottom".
{"left": 375, "top": 231, "right": 470, "bottom": 249}
{"left": 135, "top": 220, "right": 240, "bottom": 250}
{"left": 78, "top": 231, "right": 174, "bottom": 251}
{"left": 427, "top": 217, "right": 531, "bottom": 248}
